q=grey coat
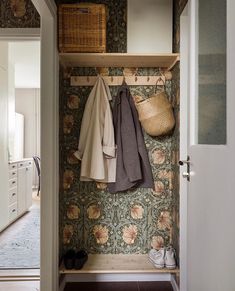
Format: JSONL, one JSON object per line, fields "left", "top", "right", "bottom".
{"left": 108, "top": 84, "right": 154, "bottom": 193}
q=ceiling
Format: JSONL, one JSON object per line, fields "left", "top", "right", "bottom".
{"left": 9, "top": 41, "right": 40, "bottom": 89}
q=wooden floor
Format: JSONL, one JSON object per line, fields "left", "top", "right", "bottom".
{"left": 64, "top": 281, "right": 173, "bottom": 291}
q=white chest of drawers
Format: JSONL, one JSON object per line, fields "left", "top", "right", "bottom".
{"left": 0, "top": 159, "right": 33, "bottom": 232}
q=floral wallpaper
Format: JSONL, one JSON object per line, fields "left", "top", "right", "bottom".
{"left": 55, "top": 0, "right": 127, "bottom": 53}
{"left": 59, "top": 66, "right": 179, "bottom": 256}
{"left": 56, "top": 0, "right": 181, "bottom": 268}
{"left": 171, "top": 63, "right": 180, "bottom": 265}
{"left": 172, "top": 0, "right": 188, "bottom": 284}
{"left": 0, "top": 0, "right": 40, "bottom": 28}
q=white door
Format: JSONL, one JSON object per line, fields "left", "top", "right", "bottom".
{"left": 180, "top": 1, "right": 235, "bottom": 291}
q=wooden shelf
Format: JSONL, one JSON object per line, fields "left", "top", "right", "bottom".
{"left": 59, "top": 53, "right": 180, "bottom": 70}
{"left": 59, "top": 254, "right": 179, "bottom": 274}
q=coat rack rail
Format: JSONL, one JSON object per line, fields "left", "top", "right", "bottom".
{"left": 70, "top": 76, "right": 166, "bottom": 86}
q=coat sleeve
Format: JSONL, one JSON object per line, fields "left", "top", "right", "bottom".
{"left": 74, "top": 82, "right": 97, "bottom": 160}
{"left": 103, "top": 102, "right": 116, "bottom": 158}
{"left": 120, "top": 91, "right": 142, "bottom": 182}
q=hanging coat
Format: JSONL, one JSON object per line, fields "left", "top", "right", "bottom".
{"left": 74, "top": 77, "right": 116, "bottom": 182}
{"left": 108, "top": 84, "right": 154, "bottom": 193}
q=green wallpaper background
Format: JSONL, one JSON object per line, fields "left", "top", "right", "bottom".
{"left": 58, "top": 0, "right": 182, "bottom": 259}
{"left": 59, "top": 67, "right": 179, "bottom": 255}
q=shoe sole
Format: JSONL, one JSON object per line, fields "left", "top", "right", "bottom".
{"left": 153, "top": 263, "right": 165, "bottom": 269}
{"left": 148, "top": 257, "right": 164, "bottom": 269}
{"left": 165, "top": 264, "right": 176, "bottom": 269}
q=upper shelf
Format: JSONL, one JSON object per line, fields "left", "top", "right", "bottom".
{"left": 59, "top": 53, "right": 180, "bottom": 70}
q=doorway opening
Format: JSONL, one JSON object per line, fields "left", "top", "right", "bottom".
{"left": 0, "top": 40, "right": 40, "bottom": 276}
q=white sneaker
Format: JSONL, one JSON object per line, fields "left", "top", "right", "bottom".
{"left": 165, "top": 246, "right": 176, "bottom": 269}
{"left": 148, "top": 248, "right": 165, "bottom": 269}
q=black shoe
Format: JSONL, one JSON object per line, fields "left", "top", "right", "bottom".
{"left": 63, "top": 249, "right": 76, "bottom": 269}
{"left": 74, "top": 250, "right": 88, "bottom": 270}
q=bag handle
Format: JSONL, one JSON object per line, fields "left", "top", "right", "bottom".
{"left": 154, "top": 76, "right": 165, "bottom": 94}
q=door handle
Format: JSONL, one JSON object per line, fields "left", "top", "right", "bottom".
{"left": 182, "top": 172, "right": 190, "bottom": 178}
{"left": 179, "top": 156, "right": 190, "bottom": 181}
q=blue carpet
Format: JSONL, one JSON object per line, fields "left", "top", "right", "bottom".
{"left": 0, "top": 208, "right": 40, "bottom": 269}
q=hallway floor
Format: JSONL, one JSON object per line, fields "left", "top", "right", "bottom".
{"left": 0, "top": 280, "right": 39, "bottom": 291}
{"left": 0, "top": 192, "right": 40, "bottom": 269}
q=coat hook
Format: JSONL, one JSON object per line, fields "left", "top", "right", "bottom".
{"left": 157, "top": 76, "right": 164, "bottom": 86}
{"left": 96, "top": 67, "right": 102, "bottom": 75}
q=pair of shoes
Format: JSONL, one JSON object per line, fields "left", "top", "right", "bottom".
{"left": 63, "top": 249, "right": 88, "bottom": 270}
{"left": 148, "top": 246, "right": 176, "bottom": 269}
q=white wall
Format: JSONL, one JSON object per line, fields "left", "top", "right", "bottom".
{"left": 127, "top": 0, "right": 172, "bottom": 53}
{"left": 15, "top": 88, "right": 40, "bottom": 187}
{"left": 9, "top": 41, "right": 40, "bottom": 88}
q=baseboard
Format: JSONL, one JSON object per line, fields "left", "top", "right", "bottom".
{"left": 171, "top": 274, "right": 180, "bottom": 291}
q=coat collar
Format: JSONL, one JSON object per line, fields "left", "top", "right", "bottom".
{"left": 116, "top": 83, "right": 130, "bottom": 104}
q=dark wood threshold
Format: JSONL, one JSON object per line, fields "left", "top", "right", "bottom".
{"left": 64, "top": 281, "right": 173, "bottom": 291}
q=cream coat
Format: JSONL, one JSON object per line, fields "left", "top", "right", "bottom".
{"left": 74, "top": 77, "right": 116, "bottom": 182}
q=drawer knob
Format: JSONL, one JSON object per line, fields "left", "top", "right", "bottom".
{"left": 12, "top": 181, "right": 16, "bottom": 184}
{"left": 12, "top": 193, "right": 16, "bottom": 196}
{"left": 12, "top": 209, "right": 16, "bottom": 213}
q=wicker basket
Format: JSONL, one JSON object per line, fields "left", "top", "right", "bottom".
{"left": 135, "top": 92, "right": 175, "bottom": 136}
{"left": 58, "top": 4, "right": 106, "bottom": 53}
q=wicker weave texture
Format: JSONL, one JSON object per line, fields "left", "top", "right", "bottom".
{"left": 136, "top": 92, "right": 175, "bottom": 136}
{"left": 58, "top": 4, "right": 106, "bottom": 53}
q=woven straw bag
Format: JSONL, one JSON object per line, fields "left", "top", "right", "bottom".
{"left": 135, "top": 91, "right": 175, "bottom": 136}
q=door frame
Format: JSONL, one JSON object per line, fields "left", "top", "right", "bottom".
{"left": 179, "top": 2, "right": 190, "bottom": 291}
{"left": 31, "top": 1, "right": 59, "bottom": 290}
{"left": 0, "top": 1, "right": 59, "bottom": 290}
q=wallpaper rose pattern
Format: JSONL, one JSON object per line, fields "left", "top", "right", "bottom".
{"left": 0, "top": 0, "right": 40, "bottom": 28}
{"left": 59, "top": 67, "right": 179, "bottom": 255}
